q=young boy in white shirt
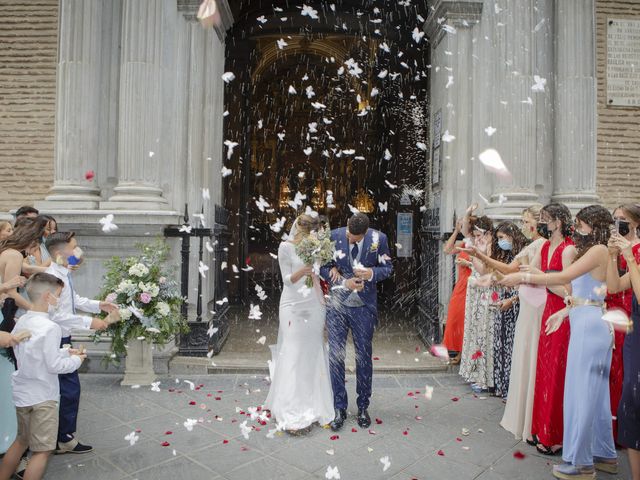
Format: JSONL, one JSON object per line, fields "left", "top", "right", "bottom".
{"left": 44, "top": 232, "right": 118, "bottom": 454}
{"left": 0, "top": 273, "right": 86, "bottom": 480}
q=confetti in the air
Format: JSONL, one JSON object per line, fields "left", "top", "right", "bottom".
{"left": 221, "top": 72, "right": 236, "bottom": 83}
{"left": 99, "top": 214, "right": 118, "bottom": 233}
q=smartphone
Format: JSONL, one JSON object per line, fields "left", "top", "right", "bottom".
{"left": 615, "top": 218, "right": 621, "bottom": 233}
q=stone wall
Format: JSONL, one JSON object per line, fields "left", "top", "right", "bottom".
{"left": 596, "top": 0, "right": 640, "bottom": 208}
{"left": 0, "top": 0, "right": 58, "bottom": 213}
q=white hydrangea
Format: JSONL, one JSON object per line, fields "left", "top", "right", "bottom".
{"left": 116, "top": 279, "right": 136, "bottom": 295}
{"left": 128, "top": 263, "right": 149, "bottom": 277}
{"left": 156, "top": 302, "right": 170, "bottom": 317}
{"left": 119, "top": 308, "right": 132, "bottom": 320}
{"left": 138, "top": 282, "right": 160, "bottom": 297}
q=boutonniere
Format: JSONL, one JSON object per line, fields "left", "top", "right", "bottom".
{"left": 369, "top": 232, "right": 380, "bottom": 253}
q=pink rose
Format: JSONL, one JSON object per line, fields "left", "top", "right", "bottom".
{"left": 140, "top": 292, "right": 152, "bottom": 304}
{"left": 105, "top": 293, "right": 117, "bottom": 303}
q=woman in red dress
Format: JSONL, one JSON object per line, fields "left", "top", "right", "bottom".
{"left": 606, "top": 204, "right": 640, "bottom": 444}
{"left": 443, "top": 219, "right": 472, "bottom": 362}
{"left": 526, "top": 203, "right": 576, "bottom": 455}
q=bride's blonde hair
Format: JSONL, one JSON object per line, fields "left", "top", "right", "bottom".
{"left": 292, "top": 214, "right": 320, "bottom": 243}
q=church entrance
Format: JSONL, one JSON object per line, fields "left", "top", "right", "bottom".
{"left": 219, "top": 2, "right": 439, "bottom": 355}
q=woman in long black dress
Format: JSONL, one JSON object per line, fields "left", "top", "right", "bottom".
{"left": 608, "top": 233, "right": 640, "bottom": 480}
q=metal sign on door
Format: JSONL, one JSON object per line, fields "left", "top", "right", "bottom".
{"left": 396, "top": 212, "right": 413, "bottom": 258}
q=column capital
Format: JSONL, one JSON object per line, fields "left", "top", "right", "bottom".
{"left": 177, "top": 0, "right": 233, "bottom": 40}
{"left": 425, "top": 0, "right": 483, "bottom": 44}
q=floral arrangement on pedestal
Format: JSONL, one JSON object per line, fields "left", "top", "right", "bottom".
{"left": 96, "top": 240, "right": 187, "bottom": 362}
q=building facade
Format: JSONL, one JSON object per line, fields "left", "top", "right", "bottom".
{"left": 1, "top": 0, "right": 639, "bottom": 352}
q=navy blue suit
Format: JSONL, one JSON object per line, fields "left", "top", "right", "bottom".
{"left": 321, "top": 227, "right": 393, "bottom": 410}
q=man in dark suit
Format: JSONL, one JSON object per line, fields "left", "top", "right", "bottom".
{"left": 320, "top": 213, "right": 393, "bottom": 430}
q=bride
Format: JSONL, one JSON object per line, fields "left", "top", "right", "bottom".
{"left": 265, "top": 213, "right": 335, "bottom": 434}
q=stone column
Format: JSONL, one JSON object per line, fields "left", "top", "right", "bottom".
{"left": 36, "top": 0, "right": 103, "bottom": 210}
{"left": 102, "top": 0, "right": 170, "bottom": 210}
{"left": 483, "top": 0, "right": 554, "bottom": 218}
{"left": 552, "top": 0, "right": 599, "bottom": 210}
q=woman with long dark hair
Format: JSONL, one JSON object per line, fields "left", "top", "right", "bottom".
{"left": 606, "top": 204, "right": 640, "bottom": 445}
{"left": 502, "top": 205, "right": 617, "bottom": 479}
{"left": 488, "top": 221, "right": 528, "bottom": 398}
{"left": 522, "top": 203, "right": 576, "bottom": 456}
{"left": 0, "top": 221, "right": 46, "bottom": 318}
{"left": 608, "top": 223, "right": 640, "bottom": 480}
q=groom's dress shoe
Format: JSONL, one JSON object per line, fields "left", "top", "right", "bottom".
{"left": 357, "top": 409, "right": 371, "bottom": 428}
{"left": 330, "top": 409, "right": 347, "bottom": 431}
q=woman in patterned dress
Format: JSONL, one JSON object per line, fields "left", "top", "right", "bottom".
{"left": 459, "top": 207, "right": 494, "bottom": 390}
{"left": 464, "top": 221, "right": 529, "bottom": 398}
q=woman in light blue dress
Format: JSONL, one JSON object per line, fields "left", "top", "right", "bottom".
{"left": 0, "top": 321, "right": 18, "bottom": 454}
{"left": 502, "top": 205, "right": 618, "bottom": 480}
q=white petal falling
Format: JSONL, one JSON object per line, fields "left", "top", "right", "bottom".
{"left": 478, "top": 148, "right": 511, "bottom": 178}
{"left": 221, "top": 72, "right": 235, "bottom": 83}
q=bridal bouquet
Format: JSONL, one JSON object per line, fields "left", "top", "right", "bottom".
{"left": 295, "top": 231, "right": 335, "bottom": 288}
{"left": 95, "top": 239, "right": 187, "bottom": 363}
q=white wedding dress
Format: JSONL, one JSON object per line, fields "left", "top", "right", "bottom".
{"left": 264, "top": 241, "right": 335, "bottom": 430}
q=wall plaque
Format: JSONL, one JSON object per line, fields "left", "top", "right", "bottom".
{"left": 607, "top": 19, "right": 640, "bottom": 107}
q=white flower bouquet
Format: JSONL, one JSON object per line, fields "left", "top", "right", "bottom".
{"left": 295, "top": 231, "right": 335, "bottom": 288}
{"left": 95, "top": 240, "right": 187, "bottom": 362}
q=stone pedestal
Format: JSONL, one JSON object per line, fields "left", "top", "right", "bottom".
{"left": 121, "top": 339, "right": 156, "bottom": 386}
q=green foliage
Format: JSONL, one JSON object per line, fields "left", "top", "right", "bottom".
{"left": 94, "top": 239, "right": 187, "bottom": 363}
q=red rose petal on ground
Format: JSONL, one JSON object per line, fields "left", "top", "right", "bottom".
{"left": 375, "top": 418, "right": 383, "bottom": 424}
{"left": 165, "top": 431, "right": 173, "bottom": 435}
{"left": 189, "top": 401, "right": 196, "bottom": 405}
{"left": 456, "top": 437, "right": 462, "bottom": 442}
{"left": 223, "top": 439, "right": 229, "bottom": 444}
{"left": 407, "top": 392, "right": 415, "bottom": 397}
{"left": 513, "top": 450, "right": 526, "bottom": 460}
{"left": 161, "top": 441, "right": 170, "bottom": 447}
{"left": 373, "top": 357, "right": 380, "bottom": 361}
{"left": 330, "top": 435, "right": 339, "bottom": 440}
{"left": 84, "top": 170, "right": 95, "bottom": 181}
{"left": 207, "top": 393, "right": 212, "bottom": 397}
{"left": 135, "top": 429, "right": 141, "bottom": 433}
{"left": 403, "top": 430, "right": 409, "bottom": 436}
{"left": 215, "top": 397, "right": 221, "bottom": 400}
{"left": 351, "top": 428, "right": 358, "bottom": 433}
{"left": 437, "top": 449, "right": 445, "bottom": 456}
{"left": 241, "top": 446, "right": 248, "bottom": 451}
{"left": 451, "top": 397, "right": 460, "bottom": 402}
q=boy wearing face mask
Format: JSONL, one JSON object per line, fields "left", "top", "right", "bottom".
{"left": 0, "top": 273, "right": 86, "bottom": 480}
{"left": 43, "top": 232, "right": 118, "bottom": 455}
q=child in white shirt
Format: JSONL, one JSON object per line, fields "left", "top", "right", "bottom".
{"left": 0, "top": 272, "right": 85, "bottom": 480}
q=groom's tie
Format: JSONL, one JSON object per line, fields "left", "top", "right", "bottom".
{"left": 351, "top": 243, "right": 359, "bottom": 261}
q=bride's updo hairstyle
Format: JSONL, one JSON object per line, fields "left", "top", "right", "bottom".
{"left": 293, "top": 214, "right": 320, "bottom": 243}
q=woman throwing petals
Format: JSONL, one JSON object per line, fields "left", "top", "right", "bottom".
{"left": 501, "top": 205, "right": 617, "bottom": 480}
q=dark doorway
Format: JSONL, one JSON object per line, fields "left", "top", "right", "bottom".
{"left": 221, "top": 2, "right": 435, "bottom": 334}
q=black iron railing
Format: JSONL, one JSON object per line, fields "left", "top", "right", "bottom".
{"left": 164, "top": 204, "right": 230, "bottom": 357}
{"left": 415, "top": 207, "right": 442, "bottom": 346}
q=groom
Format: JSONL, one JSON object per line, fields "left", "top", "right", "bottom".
{"left": 321, "top": 213, "right": 393, "bottom": 430}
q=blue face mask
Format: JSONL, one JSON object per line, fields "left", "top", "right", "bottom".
{"left": 498, "top": 239, "right": 513, "bottom": 251}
